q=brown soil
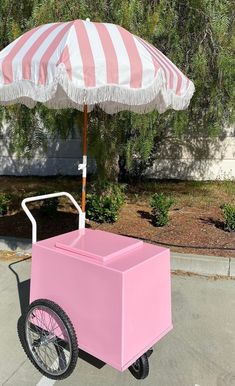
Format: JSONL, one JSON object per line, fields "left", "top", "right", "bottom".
{"left": 92, "top": 202, "right": 235, "bottom": 257}
{"left": 0, "top": 177, "right": 234, "bottom": 258}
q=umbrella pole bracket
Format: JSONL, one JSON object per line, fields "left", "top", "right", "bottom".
{"left": 78, "top": 155, "right": 87, "bottom": 229}
{"left": 78, "top": 155, "right": 87, "bottom": 177}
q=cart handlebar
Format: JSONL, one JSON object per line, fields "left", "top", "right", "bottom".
{"left": 21, "top": 192, "right": 84, "bottom": 244}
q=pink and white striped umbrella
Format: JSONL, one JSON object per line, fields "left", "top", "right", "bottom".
{"left": 0, "top": 19, "right": 194, "bottom": 114}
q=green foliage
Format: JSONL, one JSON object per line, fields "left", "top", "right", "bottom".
{"left": 86, "top": 182, "right": 125, "bottom": 223}
{"left": 0, "top": 193, "right": 11, "bottom": 215}
{"left": 0, "top": 0, "right": 234, "bottom": 180}
{"left": 150, "top": 192, "right": 174, "bottom": 227}
{"left": 222, "top": 203, "right": 235, "bottom": 232}
{"left": 0, "top": 0, "right": 33, "bottom": 49}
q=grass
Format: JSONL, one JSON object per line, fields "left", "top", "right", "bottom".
{"left": 126, "top": 180, "right": 235, "bottom": 209}
{"left": 0, "top": 176, "right": 234, "bottom": 212}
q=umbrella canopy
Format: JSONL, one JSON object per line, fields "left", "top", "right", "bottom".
{"left": 0, "top": 19, "right": 194, "bottom": 114}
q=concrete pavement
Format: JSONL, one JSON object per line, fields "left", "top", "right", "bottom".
{"left": 0, "top": 258, "right": 235, "bottom": 386}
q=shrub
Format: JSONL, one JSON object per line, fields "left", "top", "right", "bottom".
{"left": 150, "top": 193, "right": 174, "bottom": 227}
{"left": 86, "top": 182, "right": 125, "bottom": 223}
{"left": 36, "top": 190, "right": 59, "bottom": 215}
{"left": 0, "top": 193, "right": 11, "bottom": 216}
{"left": 222, "top": 203, "right": 235, "bottom": 232}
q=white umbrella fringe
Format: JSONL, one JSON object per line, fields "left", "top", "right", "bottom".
{"left": 0, "top": 65, "right": 195, "bottom": 114}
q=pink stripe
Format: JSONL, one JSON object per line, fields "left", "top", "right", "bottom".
{"left": 154, "top": 46, "right": 183, "bottom": 95}
{"left": 38, "top": 22, "right": 72, "bottom": 85}
{"left": 138, "top": 38, "right": 168, "bottom": 87}
{"left": 2, "top": 26, "right": 41, "bottom": 84}
{"left": 94, "top": 23, "right": 119, "bottom": 84}
{"left": 22, "top": 23, "right": 60, "bottom": 80}
{"left": 118, "top": 26, "right": 142, "bottom": 88}
{"left": 74, "top": 20, "right": 96, "bottom": 87}
{"left": 139, "top": 38, "right": 174, "bottom": 90}
{"left": 141, "top": 38, "right": 183, "bottom": 95}
{"left": 58, "top": 46, "right": 72, "bottom": 80}
{"left": 136, "top": 37, "right": 160, "bottom": 77}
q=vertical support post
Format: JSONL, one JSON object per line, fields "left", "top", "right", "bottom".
{"left": 81, "top": 104, "right": 88, "bottom": 227}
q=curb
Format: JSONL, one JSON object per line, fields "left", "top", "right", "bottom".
{"left": 0, "top": 236, "right": 234, "bottom": 277}
{"left": 171, "top": 252, "right": 232, "bottom": 277}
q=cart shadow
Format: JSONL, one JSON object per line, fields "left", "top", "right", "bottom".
{"left": 9, "top": 258, "right": 106, "bottom": 370}
{"left": 8, "top": 257, "right": 31, "bottom": 315}
{"left": 78, "top": 350, "right": 105, "bottom": 369}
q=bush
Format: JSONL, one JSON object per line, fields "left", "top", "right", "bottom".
{"left": 35, "top": 190, "right": 59, "bottom": 215}
{"left": 150, "top": 193, "right": 174, "bottom": 227}
{"left": 0, "top": 193, "right": 11, "bottom": 216}
{"left": 86, "top": 183, "right": 125, "bottom": 223}
{"left": 222, "top": 203, "right": 235, "bottom": 232}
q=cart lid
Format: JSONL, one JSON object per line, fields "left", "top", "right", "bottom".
{"left": 55, "top": 229, "right": 143, "bottom": 263}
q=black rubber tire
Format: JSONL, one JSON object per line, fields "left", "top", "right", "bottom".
{"left": 146, "top": 347, "right": 153, "bottom": 358}
{"left": 18, "top": 299, "right": 79, "bottom": 380}
{"left": 128, "top": 353, "right": 149, "bottom": 380}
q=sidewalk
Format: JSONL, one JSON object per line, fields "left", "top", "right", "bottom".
{"left": 0, "top": 258, "right": 235, "bottom": 386}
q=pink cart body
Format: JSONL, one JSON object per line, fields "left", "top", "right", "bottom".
{"left": 30, "top": 228, "right": 172, "bottom": 371}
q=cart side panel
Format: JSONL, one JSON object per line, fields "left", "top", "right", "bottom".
{"left": 122, "top": 249, "right": 172, "bottom": 368}
{"left": 30, "top": 244, "right": 123, "bottom": 369}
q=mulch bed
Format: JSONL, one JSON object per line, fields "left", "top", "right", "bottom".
{"left": 0, "top": 177, "right": 234, "bottom": 258}
{"left": 0, "top": 201, "right": 234, "bottom": 258}
{"left": 92, "top": 202, "right": 235, "bottom": 258}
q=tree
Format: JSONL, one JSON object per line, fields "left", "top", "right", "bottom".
{"left": 0, "top": 0, "right": 234, "bottom": 180}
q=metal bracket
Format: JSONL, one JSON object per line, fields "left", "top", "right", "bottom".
{"left": 78, "top": 155, "right": 87, "bottom": 177}
{"left": 78, "top": 163, "right": 86, "bottom": 171}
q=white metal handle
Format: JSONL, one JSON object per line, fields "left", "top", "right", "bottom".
{"left": 21, "top": 191, "right": 84, "bottom": 244}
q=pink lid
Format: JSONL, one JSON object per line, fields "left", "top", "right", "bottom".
{"left": 55, "top": 229, "right": 143, "bottom": 263}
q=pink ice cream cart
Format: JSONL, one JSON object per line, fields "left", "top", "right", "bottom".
{"left": 18, "top": 191, "right": 172, "bottom": 380}
{"left": 0, "top": 16, "right": 195, "bottom": 382}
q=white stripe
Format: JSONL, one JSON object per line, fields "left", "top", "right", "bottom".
{"left": 0, "top": 35, "right": 22, "bottom": 61}
{"left": 11, "top": 24, "right": 59, "bottom": 82}
{"left": 104, "top": 23, "right": 131, "bottom": 87}
{"left": 133, "top": 36, "right": 155, "bottom": 87}
{"left": 0, "top": 36, "right": 22, "bottom": 84}
{"left": 66, "top": 25, "right": 85, "bottom": 87}
{"left": 45, "top": 26, "right": 71, "bottom": 84}
{"left": 84, "top": 21, "right": 107, "bottom": 87}
{"left": 29, "top": 23, "right": 67, "bottom": 84}
{"left": 36, "top": 376, "right": 56, "bottom": 386}
{"left": 179, "top": 72, "right": 188, "bottom": 94}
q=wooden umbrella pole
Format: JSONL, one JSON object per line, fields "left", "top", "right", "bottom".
{"left": 81, "top": 104, "right": 88, "bottom": 213}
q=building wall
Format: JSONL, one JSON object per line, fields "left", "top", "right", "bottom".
{"left": 0, "top": 138, "right": 82, "bottom": 176}
{"left": 0, "top": 127, "right": 234, "bottom": 180}
{"left": 146, "top": 129, "right": 235, "bottom": 180}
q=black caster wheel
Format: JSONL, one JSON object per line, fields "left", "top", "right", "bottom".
{"left": 18, "top": 299, "right": 79, "bottom": 380}
{"left": 146, "top": 347, "right": 153, "bottom": 358}
{"left": 128, "top": 353, "right": 149, "bottom": 380}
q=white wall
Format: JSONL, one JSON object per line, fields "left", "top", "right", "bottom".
{"left": 0, "top": 136, "right": 83, "bottom": 176}
{"left": 145, "top": 129, "right": 235, "bottom": 180}
{"left": 0, "top": 126, "right": 234, "bottom": 180}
